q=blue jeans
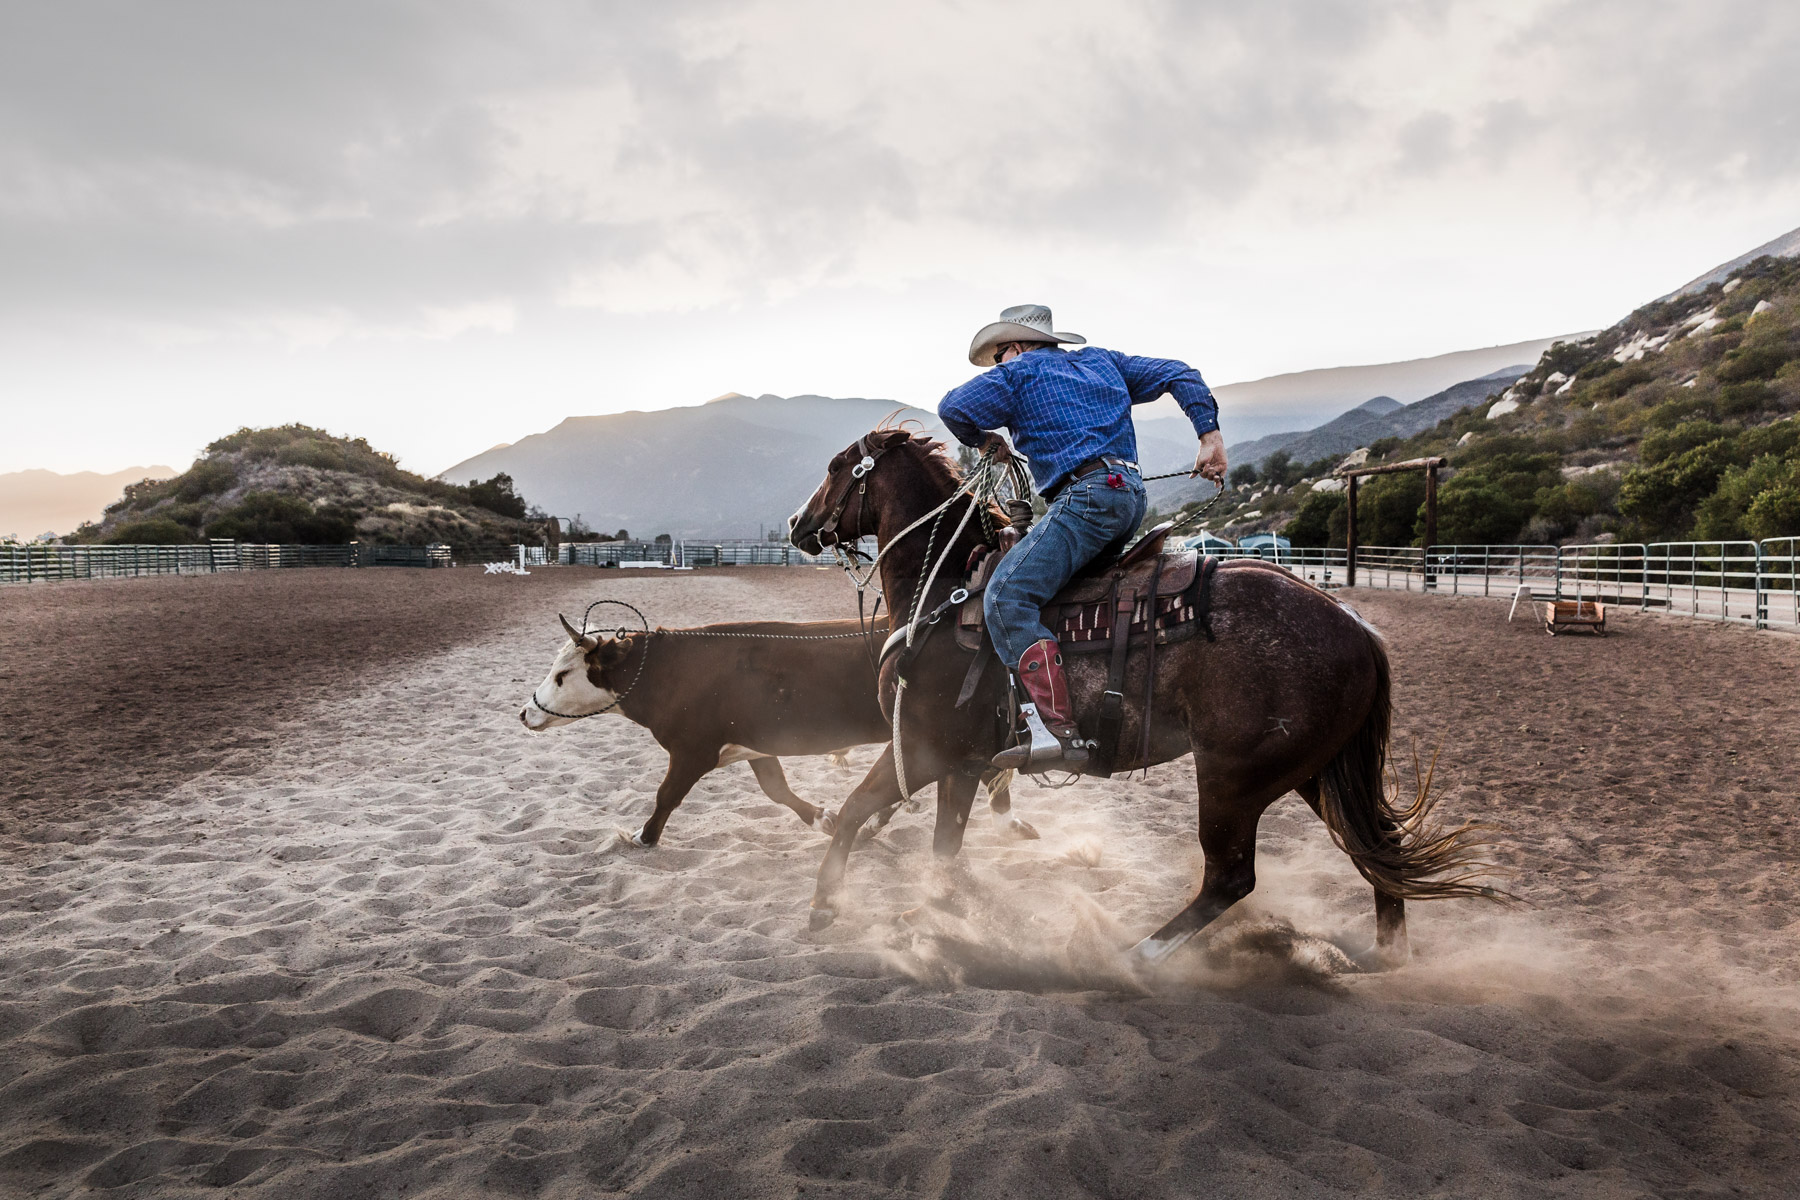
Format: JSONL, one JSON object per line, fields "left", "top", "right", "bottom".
{"left": 985, "top": 467, "right": 1149, "bottom": 666}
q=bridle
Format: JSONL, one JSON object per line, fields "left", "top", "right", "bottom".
{"left": 812, "top": 434, "right": 889, "bottom": 550}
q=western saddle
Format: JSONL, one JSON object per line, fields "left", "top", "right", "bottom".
{"left": 953, "top": 522, "right": 1221, "bottom": 775}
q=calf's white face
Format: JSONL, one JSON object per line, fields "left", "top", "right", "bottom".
{"left": 519, "top": 616, "right": 632, "bottom": 730}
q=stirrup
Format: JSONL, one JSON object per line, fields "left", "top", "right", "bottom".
{"left": 991, "top": 703, "right": 1089, "bottom": 772}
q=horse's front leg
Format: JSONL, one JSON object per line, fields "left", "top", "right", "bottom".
{"left": 811, "top": 746, "right": 906, "bottom": 925}
{"left": 931, "top": 772, "right": 981, "bottom": 858}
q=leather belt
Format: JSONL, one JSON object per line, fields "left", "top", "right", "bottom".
{"left": 1044, "top": 456, "right": 1139, "bottom": 504}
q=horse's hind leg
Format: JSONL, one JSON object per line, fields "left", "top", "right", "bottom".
{"left": 744, "top": 755, "right": 827, "bottom": 831}
{"left": 1295, "top": 777, "right": 1409, "bottom": 968}
{"left": 1131, "top": 762, "right": 1279, "bottom": 964}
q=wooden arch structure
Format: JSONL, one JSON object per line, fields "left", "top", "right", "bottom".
{"left": 1334, "top": 455, "right": 1446, "bottom": 587}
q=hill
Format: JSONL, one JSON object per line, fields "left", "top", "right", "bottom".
{"left": 1142, "top": 367, "right": 1530, "bottom": 515}
{"left": 1181, "top": 253, "right": 1800, "bottom": 548}
{"left": 1662, "top": 222, "right": 1800, "bottom": 299}
{"left": 79, "top": 425, "right": 541, "bottom": 548}
{"left": 438, "top": 394, "right": 944, "bottom": 539}
{"left": 1177, "top": 334, "right": 1586, "bottom": 443}
{"left": 0, "top": 466, "right": 176, "bottom": 542}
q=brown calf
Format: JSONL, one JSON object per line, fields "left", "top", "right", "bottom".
{"left": 521, "top": 615, "right": 1015, "bottom": 847}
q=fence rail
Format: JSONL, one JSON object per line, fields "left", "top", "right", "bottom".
{"left": 1200, "top": 540, "right": 1798, "bottom": 631}
{"left": 8, "top": 536, "right": 1800, "bottom": 630}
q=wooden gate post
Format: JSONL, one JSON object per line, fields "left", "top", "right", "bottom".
{"left": 1346, "top": 475, "right": 1359, "bottom": 588}
{"left": 1424, "top": 464, "right": 1439, "bottom": 587}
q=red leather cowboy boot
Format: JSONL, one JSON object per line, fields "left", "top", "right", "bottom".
{"left": 991, "top": 638, "right": 1089, "bottom": 772}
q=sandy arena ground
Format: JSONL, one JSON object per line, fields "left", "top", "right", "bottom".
{"left": 2, "top": 565, "right": 1798, "bottom": 1198}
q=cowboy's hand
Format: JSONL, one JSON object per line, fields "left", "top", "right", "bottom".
{"left": 1191, "top": 430, "right": 1227, "bottom": 486}
{"left": 980, "top": 434, "right": 1015, "bottom": 465}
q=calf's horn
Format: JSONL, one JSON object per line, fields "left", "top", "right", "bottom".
{"left": 559, "top": 614, "right": 585, "bottom": 644}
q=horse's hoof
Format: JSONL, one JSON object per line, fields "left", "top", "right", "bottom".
{"left": 1128, "top": 928, "right": 1198, "bottom": 966}
{"left": 818, "top": 810, "right": 838, "bottom": 836}
{"left": 1005, "top": 818, "right": 1040, "bottom": 840}
{"left": 619, "top": 827, "right": 656, "bottom": 849}
{"left": 809, "top": 906, "right": 838, "bottom": 930}
{"left": 1349, "top": 940, "right": 1408, "bottom": 973}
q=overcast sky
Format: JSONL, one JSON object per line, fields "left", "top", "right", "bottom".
{"left": 4, "top": 0, "right": 1798, "bottom": 475}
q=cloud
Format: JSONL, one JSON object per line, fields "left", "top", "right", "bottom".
{"left": 0, "top": 0, "right": 1795, "bottom": 339}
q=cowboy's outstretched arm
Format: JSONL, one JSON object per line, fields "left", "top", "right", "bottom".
{"left": 1111, "top": 352, "right": 1225, "bottom": 484}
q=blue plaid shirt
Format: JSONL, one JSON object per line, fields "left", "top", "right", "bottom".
{"left": 938, "top": 346, "right": 1218, "bottom": 493}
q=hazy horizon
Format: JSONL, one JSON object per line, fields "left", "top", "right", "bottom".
{"left": 4, "top": 2, "right": 1798, "bottom": 476}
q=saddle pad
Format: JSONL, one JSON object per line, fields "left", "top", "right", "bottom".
{"left": 955, "top": 550, "right": 1212, "bottom": 655}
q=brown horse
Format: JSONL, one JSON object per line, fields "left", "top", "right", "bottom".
{"left": 789, "top": 429, "right": 1498, "bottom": 966}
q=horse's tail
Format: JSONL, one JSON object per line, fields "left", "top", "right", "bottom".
{"left": 1316, "top": 627, "right": 1510, "bottom": 902}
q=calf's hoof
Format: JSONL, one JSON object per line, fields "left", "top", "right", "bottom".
{"left": 818, "top": 810, "right": 838, "bottom": 836}
{"left": 1005, "top": 818, "right": 1040, "bottom": 840}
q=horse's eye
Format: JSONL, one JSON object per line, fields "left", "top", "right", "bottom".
{"left": 554, "top": 671, "right": 568, "bottom": 685}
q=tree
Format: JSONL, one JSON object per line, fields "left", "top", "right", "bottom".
{"left": 1358, "top": 473, "right": 1426, "bottom": 546}
{"left": 1228, "top": 462, "right": 1259, "bottom": 489}
{"left": 1284, "top": 491, "right": 1344, "bottom": 547}
{"left": 464, "top": 472, "right": 528, "bottom": 519}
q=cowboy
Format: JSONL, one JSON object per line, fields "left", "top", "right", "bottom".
{"left": 938, "top": 304, "right": 1227, "bottom": 772}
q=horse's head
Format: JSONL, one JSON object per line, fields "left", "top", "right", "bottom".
{"left": 788, "top": 427, "right": 950, "bottom": 553}
{"left": 518, "top": 614, "right": 641, "bottom": 730}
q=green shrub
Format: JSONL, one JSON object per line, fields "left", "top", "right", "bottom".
{"left": 1643, "top": 394, "right": 1719, "bottom": 430}
{"left": 1591, "top": 363, "right": 1655, "bottom": 400}
{"left": 1745, "top": 481, "right": 1800, "bottom": 540}
{"left": 1718, "top": 381, "right": 1774, "bottom": 416}
{"left": 1640, "top": 420, "right": 1728, "bottom": 466}
{"left": 205, "top": 493, "right": 359, "bottom": 544}
{"left": 1618, "top": 440, "right": 1738, "bottom": 539}
{"left": 1715, "top": 342, "right": 1792, "bottom": 384}
{"left": 104, "top": 517, "right": 198, "bottom": 545}
{"left": 275, "top": 438, "right": 353, "bottom": 471}
{"left": 176, "top": 458, "right": 237, "bottom": 502}
{"left": 1357, "top": 473, "right": 1425, "bottom": 546}
{"left": 1432, "top": 483, "right": 1530, "bottom": 545}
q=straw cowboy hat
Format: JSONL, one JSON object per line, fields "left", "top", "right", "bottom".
{"left": 968, "top": 304, "right": 1087, "bottom": 367}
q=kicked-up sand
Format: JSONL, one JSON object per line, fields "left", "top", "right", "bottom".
{"left": 1, "top": 566, "right": 1797, "bottom": 1198}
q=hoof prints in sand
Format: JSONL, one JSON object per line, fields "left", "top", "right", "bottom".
{"left": 2, "top": 571, "right": 1799, "bottom": 1197}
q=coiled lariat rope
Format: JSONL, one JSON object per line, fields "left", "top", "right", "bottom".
{"left": 829, "top": 448, "right": 1028, "bottom": 801}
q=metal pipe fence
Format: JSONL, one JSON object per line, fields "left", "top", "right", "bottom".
{"left": 8, "top": 535, "right": 1800, "bottom": 632}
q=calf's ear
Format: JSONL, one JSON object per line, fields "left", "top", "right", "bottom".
{"left": 598, "top": 634, "right": 636, "bottom": 666}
